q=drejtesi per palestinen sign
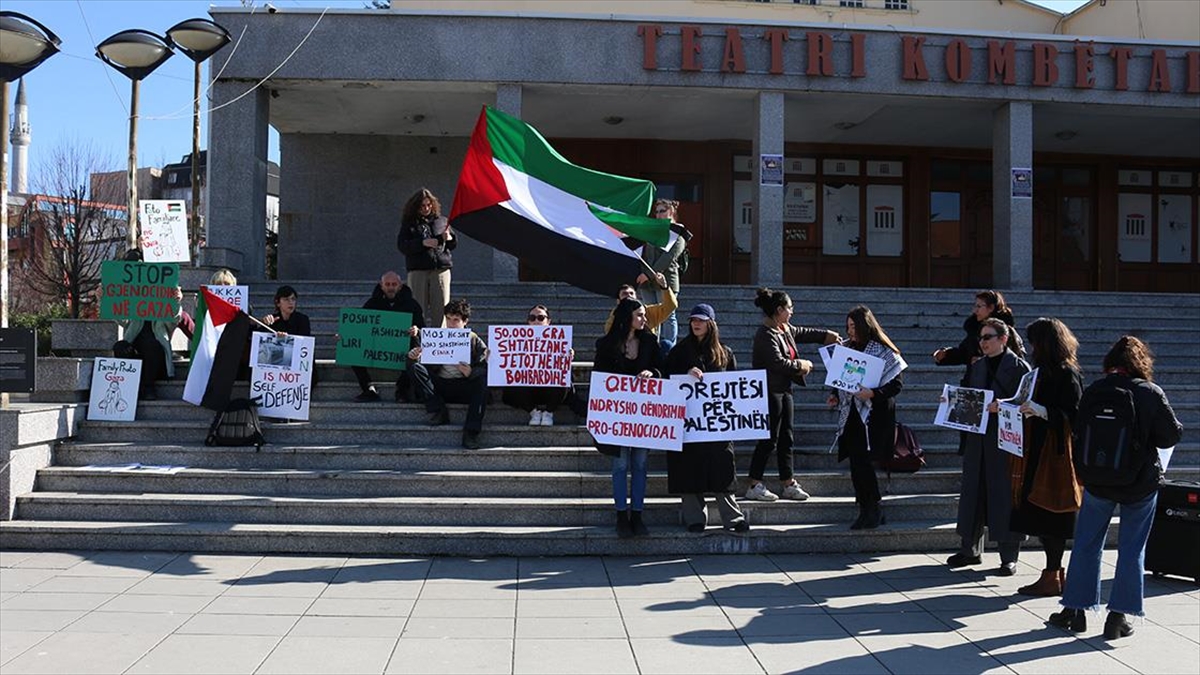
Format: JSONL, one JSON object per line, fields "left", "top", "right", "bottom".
{"left": 448, "top": 106, "right": 670, "bottom": 297}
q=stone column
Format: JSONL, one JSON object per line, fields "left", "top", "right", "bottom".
{"left": 752, "top": 92, "right": 785, "bottom": 287}
{"left": 206, "top": 81, "right": 269, "bottom": 280}
{"left": 490, "top": 84, "right": 522, "bottom": 283}
{"left": 992, "top": 101, "right": 1034, "bottom": 290}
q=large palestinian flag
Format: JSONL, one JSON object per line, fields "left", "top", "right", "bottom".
{"left": 183, "top": 287, "right": 251, "bottom": 411}
{"left": 449, "top": 106, "right": 670, "bottom": 297}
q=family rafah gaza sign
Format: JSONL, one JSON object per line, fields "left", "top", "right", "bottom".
{"left": 99, "top": 261, "right": 180, "bottom": 321}
{"left": 587, "top": 372, "right": 686, "bottom": 451}
{"left": 487, "top": 324, "right": 572, "bottom": 387}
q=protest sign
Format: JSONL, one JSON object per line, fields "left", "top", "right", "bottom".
{"left": 87, "top": 357, "right": 142, "bottom": 422}
{"left": 139, "top": 200, "right": 190, "bottom": 263}
{"left": 420, "top": 328, "right": 472, "bottom": 365}
{"left": 251, "top": 334, "right": 314, "bottom": 420}
{"left": 99, "top": 261, "right": 180, "bottom": 321}
{"left": 935, "top": 384, "right": 994, "bottom": 435}
{"left": 670, "top": 370, "right": 770, "bottom": 443}
{"left": 202, "top": 284, "right": 250, "bottom": 312}
{"left": 487, "top": 324, "right": 572, "bottom": 387}
{"left": 335, "top": 309, "right": 412, "bottom": 370}
{"left": 587, "top": 372, "right": 686, "bottom": 451}
{"left": 824, "top": 344, "right": 885, "bottom": 393}
{"left": 997, "top": 369, "right": 1038, "bottom": 456}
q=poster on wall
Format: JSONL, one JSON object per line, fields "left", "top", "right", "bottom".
{"left": 865, "top": 185, "right": 903, "bottom": 257}
{"left": 1158, "top": 195, "right": 1193, "bottom": 263}
{"left": 139, "top": 200, "right": 190, "bottom": 263}
{"left": 250, "top": 333, "right": 314, "bottom": 420}
{"left": 733, "top": 180, "right": 753, "bottom": 253}
{"left": 1117, "top": 193, "right": 1153, "bottom": 263}
{"left": 87, "top": 357, "right": 142, "bottom": 422}
{"left": 822, "top": 184, "right": 859, "bottom": 256}
{"left": 783, "top": 182, "right": 816, "bottom": 223}
{"left": 760, "top": 154, "right": 784, "bottom": 186}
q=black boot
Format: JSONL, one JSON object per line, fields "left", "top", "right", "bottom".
{"left": 630, "top": 510, "right": 650, "bottom": 537}
{"left": 1104, "top": 611, "right": 1134, "bottom": 640}
{"left": 615, "top": 510, "right": 633, "bottom": 539}
{"left": 858, "top": 503, "right": 884, "bottom": 530}
{"left": 1048, "top": 608, "right": 1087, "bottom": 633}
{"left": 850, "top": 506, "right": 868, "bottom": 530}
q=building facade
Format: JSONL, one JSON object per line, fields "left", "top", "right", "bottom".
{"left": 205, "top": 0, "right": 1200, "bottom": 292}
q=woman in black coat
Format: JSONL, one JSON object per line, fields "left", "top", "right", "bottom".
{"left": 829, "top": 306, "right": 905, "bottom": 530}
{"left": 1010, "top": 317, "right": 1083, "bottom": 597}
{"left": 664, "top": 304, "right": 748, "bottom": 533}
{"left": 933, "top": 289, "right": 1024, "bottom": 368}
{"left": 593, "top": 298, "right": 664, "bottom": 539}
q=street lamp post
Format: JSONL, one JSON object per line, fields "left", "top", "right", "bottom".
{"left": 95, "top": 29, "right": 173, "bottom": 253}
{"left": 166, "top": 19, "right": 230, "bottom": 264}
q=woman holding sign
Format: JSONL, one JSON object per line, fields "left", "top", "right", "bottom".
{"left": 828, "top": 306, "right": 905, "bottom": 530}
{"left": 665, "top": 304, "right": 749, "bottom": 533}
{"left": 501, "top": 304, "right": 569, "bottom": 426}
{"left": 594, "top": 298, "right": 664, "bottom": 538}
{"left": 1009, "top": 318, "right": 1083, "bottom": 597}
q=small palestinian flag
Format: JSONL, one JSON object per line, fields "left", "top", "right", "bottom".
{"left": 183, "top": 287, "right": 251, "bottom": 411}
{"left": 449, "top": 106, "right": 669, "bottom": 297}
{"left": 168, "top": 203, "right": 184, "bottom": 212}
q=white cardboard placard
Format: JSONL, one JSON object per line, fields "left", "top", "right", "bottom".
{"left": 202, "top": 284, "right": 250, "bottom": 312}
{"left": 670, "top": 370, "right": 770, "bottom": 443}
{"left": 586, "top": 372, "right": 685, "bottom": 452}
{"left": 87, "top": 357, "right": 142, "bottom": 422}
{"left": 139, "top": 200, "right": 190, "bottom": 263}
{"left": 935, "top": 384, "right": 994, "bottom": 435}
{"left": 824, "top": 345, "right": 886, "bottom": 393}
{"left": 250, "top": 334, "right": 314, "bottom": 421}
{"left": 419, "top": 328, "right": 472, "bottom": 365}
{"left": 487, "top": 324, "right": 572, "bottom": 387}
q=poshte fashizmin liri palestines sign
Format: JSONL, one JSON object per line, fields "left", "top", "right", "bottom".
{"left": 335, "top": 309, "right": 412, "bottom": 370}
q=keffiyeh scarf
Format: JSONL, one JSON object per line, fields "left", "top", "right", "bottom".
{"left": 830, "top": 340, "right": 907, "bottom": 453}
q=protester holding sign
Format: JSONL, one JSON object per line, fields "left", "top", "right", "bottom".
{"left": 103, "top": 260, "right": 185, "bottom": 401}
{"left": 664, "top": 304, "right": 749, "bottom": 534}
{"left": 594, "top": 298, "right": 664, "bottom": 538}
{"left": 409, "top": 299, "right": 489, "bottom": 449}
{"left": 747, "top": 287, "right": 840, "bottom": 502}
{"left": 340, "top": 272, "right": 423, "bottom": 403}
{"left": 499, "top": 305, "right": 572, "bottom": 426}
{"left": 1009, "top": 318, "right": 1084, "bottom": 597}
{"left": 828, "top": 306, "right": 905, "bottom": 531}
{"left": 947, "top": 317, "right": 1031, "bottom": 576}
{"left": 259, "top": 286, "right": 311, "bottom": 337}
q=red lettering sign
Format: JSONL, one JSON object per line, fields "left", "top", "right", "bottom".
{"left": 1074, "top": 41, "right": 1095, "bottom": 89}
{"left": 681, "top": 25, "right": 702, "bottom": 72}
{"left": 1147, "top": 48, "right": 1171, "bottom": 92}
{"left": 1189, "top": 51, "right": 1200, "bottom": 94}
{"left": 764, "top": 28, "right": 789, "bottom": 75}
{"left": 1110, "top": 46, "right": 1133, "bottom": 91}
{"left": 902, "top": 36, "right": 929, "bottom": 81}
{"left": 722, "top": 27, "right": 746, "bottom": 73}
{"left": 1032, "top": 42, "right": 1059, "bottom": 87}
{"left": 850, "top": 33, "right": 866, "bottom": 78}
{"left": 807, "top": 32, "right": 834, "bottom": 77}
{"left": 987, "top": 40, "right": 1016, "bottom": 85}
{"left": 637, "top": 24, "right": 662, "bottom": 70}
{"left": 944, "top": 39, "right": 971, "bottom": 83}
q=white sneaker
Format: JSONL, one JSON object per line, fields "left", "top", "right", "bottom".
{"left": 744, "top": 483, "right": 779, "bottom": 502}
{"left": 540, "top": 411, "right": 554, "bottom": 426}
{"left": 528, "top": 410, "right": 543, "bottom": 426}
{"left": 781, "top": 482, "right": 810, "bottom": 501}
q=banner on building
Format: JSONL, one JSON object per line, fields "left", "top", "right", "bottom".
{"left": 99, "top": 261, "right": 180, "bottom": 321}
{"left": 487, "top": 324, "right": 572, "bottom": 387}
{"left": 139, "top": 200, "right": 190, "bottom": 263}
{"left": 935, "top": 384, "right": 994, "bottom": 435}
{"left": 670, "top": 370, "right": 770, "bottom": 443}
{"left": 251, "top": 333, "right": 314, "bottom": 420}
{"left": 87, "top": 357, "right": 142, "bottom": 422}
{"left": 586, "top": 371, "right": 685, "bottom": 452}
{"left": 419, "top": 328, "right": 472, "bottom": 365}
{"left": 335, "top": 308, "right": 412, "bottom": 370}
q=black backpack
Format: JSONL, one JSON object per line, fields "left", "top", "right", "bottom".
{"left": 1074, "top": 376, "right": 1143, "bottom": 487}
{"left": 205, "top": 398, "right": 266, "bottom": 450}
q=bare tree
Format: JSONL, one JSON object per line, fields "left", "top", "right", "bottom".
{"left": 20, "top": 139, "right": 125, "bottom": 318}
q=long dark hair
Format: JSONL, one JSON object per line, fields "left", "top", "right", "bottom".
{"left": 1103, "top": 335, "right": 1154, "bottom": 381}
{"left": 402, "top": 188, "right": 441, "bottom": 224}
{"left": 1025, "top": 317, "right": 1079, "bottom": 372}
{"left": 688, "top": 317, "right": 730, "bottom": 370}
{"left": 597, "top": 298, "right": 644, "bottom": 359}
{"left": 847, "top": 305, "right": 900, "bottom": 354}
{"left": 977, "top": 289, "right": 1013, "bottom": 322}
{"left": 754, "top": 287, "right": 791, "bottom": 318}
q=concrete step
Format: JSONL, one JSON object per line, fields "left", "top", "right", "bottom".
{"left": 31, "top": 466, "right": 957, "bottom": 499}
{"left": 14, "top": 492, "right": 958, "bottom": 526}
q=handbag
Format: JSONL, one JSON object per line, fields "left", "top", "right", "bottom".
{"left": 1028, "top": 418, "right": 1083, "bottom": 513}
{"left": 876, "top": 422, "right": 925, "bottom": 473}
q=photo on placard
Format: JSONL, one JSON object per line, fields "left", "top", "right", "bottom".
{"left": 934, "top": 384, "right": 994, "bottom": 435}
{"left": 254, "top": 333, "right": 295, "bottom": 369}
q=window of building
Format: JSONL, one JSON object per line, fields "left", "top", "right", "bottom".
{"left": 168, "top": 173, "right": 178, "bottom": 185}
{"left": 884, "top": 0, "right": 909, "bottom": 9}
{"left": 794, "top": 0, "right": 820, "bottom": 5}
{"left": 840, "top": 0, "right": 865, "bottom": 7}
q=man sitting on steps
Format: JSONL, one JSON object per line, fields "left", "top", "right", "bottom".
{"left": 344, "top": 271, "right": 424, "bottom": 403}
{"left": 408, "top": 298, "right": 490, "bottom": 449}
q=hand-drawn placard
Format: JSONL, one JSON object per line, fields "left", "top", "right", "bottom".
{"left": 139, "top": 200, "right": 190, "bottom": 263}
{"left": 202, "top": 284, "right": 250, "bottom": 312}
{"left": 586, "top": 371, "right": 685, "bottom": 452}
{"left": 99, "top": 261, "right": 180, "bottom": 321}
{"left": 935, "top": 384, "right": 994, "bottom": 435}
{"left": 824, "top": 344, "right": 885, "bottom": 393}
{"left": 669, "top": 369, "right": 770, "bottom": 443}
{"left": 997, "top": 368, "right": 1039, "bottom": 456}
{"left": 420, "top": 328, "right": 472, "bottom": 365}
{"left": 251, "top": 334, "right": 314, "bottom": 420}
{"left": 87, "top": 357, "right": 142, "bottom": 422}
{"left": 335, "top": 309, "right": 412, "bottom": 370}
{"left": 487, "top": 324, "right": 572, "bottom": 387}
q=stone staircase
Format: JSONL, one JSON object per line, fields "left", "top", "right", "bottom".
{"left": 2, "top": 284, "right": 1196, "bottom": 555}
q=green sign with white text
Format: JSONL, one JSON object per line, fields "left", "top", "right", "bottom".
{"left": 335, "top": 308, "right": 412, "bottom": 370}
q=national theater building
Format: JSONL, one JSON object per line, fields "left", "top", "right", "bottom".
{"left": 204, "top": 0, "right": 1200, "bottom": 293}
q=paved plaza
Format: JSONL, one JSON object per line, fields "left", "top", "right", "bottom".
{"left": 0, "top": 549, "right": 1197, "bottom": 674}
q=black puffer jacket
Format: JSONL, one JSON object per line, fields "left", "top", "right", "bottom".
{"left": 937, "top": 310, "right": 1024, "bottom": 366}
{"left": 398, "top": 215, "right": 456, "bottom": 271}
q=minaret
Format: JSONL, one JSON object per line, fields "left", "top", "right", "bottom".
{"left": 11, "top": 78, "right": 31, "bottom": 194}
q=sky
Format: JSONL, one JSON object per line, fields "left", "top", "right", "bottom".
{"left": 4, "top": 0, "right": 1089, "bottom": 179}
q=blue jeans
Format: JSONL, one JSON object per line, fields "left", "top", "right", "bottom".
{"left": 611, "top": 447, "right": 649, "bottom": 511}
{"left": 1062, "top": 489, "right": 1158, "bottom": 616}
{"left": 658, "top": 310, "right": 678, "bottom": 357}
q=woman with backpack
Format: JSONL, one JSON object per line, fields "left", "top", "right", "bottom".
{"left": 1009, "top": 318, "right": 1084, "bottom": 597}
{"left": 1049, "top": 336, "right": 1182, "bottom": 640}
{"left": 827, "top": 306, "right": 905, "bottom": 530}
